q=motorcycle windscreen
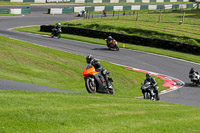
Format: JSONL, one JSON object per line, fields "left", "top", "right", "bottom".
{"left": 83, "top": 65, "right": 99, "bottom": 78}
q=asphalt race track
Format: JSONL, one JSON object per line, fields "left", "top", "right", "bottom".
{"left": 0, "top": 5, "right": 200, "bottom": 107}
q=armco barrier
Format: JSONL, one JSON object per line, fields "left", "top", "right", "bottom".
{"left": 40, "top": 25, "right": 200, "bottom": 55}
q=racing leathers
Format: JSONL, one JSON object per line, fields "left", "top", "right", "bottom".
{"left": 143, "top": 77, "right": 160, "bottom": 101}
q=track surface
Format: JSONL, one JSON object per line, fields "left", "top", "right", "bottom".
{"left": 0, "top": 6, "right": 200, "bottom": 107}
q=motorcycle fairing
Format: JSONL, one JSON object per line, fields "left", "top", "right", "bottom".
{"left": 83, "top": 65, "right": 99, "bottom": 78}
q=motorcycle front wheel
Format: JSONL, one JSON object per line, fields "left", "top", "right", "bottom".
{"left": 108, "top": 88, "right": 115, "bottom": 95}
{"left": 85, "top": 77, "right": 96, "bottom": 93}
{"left": 144, "top": 92, "right": 151, "bottom": 99}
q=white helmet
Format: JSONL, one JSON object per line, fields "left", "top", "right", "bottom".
{"left": 57, "top": 23, "right": 61, "bottom": 26}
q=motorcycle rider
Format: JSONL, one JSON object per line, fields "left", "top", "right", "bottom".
{"left": 189, "top": 68, "right": 200, "bottom": 84}
{"left": 142, "top": 73, "right": 160, "bottom": 101}
{"left": 51, "top": 23, "right": 62, "bottom": 37}
{"left": 106, "top": 36, "right": 115, "bottom": 48}
{"left": 189, "top": 68, "right": 199, "bottom": 78}
{"left": 86, "top": 54, "right": 112, "bottom": 88}
{"left": 56, "top": 23, "right": 62, "bottom": 32}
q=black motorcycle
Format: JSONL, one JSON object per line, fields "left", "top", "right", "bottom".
{"left": 141, "top": 82, "right": 157, "bottom": 100}
{"left": 82, "top": 64, "right": 115, "bottom": 95}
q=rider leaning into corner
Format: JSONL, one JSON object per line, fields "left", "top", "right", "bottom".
{"left": 106, "top": 36, "right": 115, "bottom": 48}
{"left": 189, "top": 68, "right": 199, "bottom": 78}
{"left": 142, "top": 73, "right": 160, "bottom": 101}
{"left": 56, "top": 23, "right": 61, "bottom": 31}
{"left": 86, "top": 55, "right": 112, "bottom": 88}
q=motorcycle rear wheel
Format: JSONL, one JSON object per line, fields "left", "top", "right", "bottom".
{"left": 85, "top": 77, "right": 96, "bottom": 93}
{"left": 115, "top": 46, "right": 119, "bottom": 51}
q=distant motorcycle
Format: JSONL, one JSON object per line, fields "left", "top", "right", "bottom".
{"left": 141, "top": 82, "right": 158, "bottom": 100}
{"left": 82, "top": 64, "right": 115, "bottom": 95}
{"left": 77, "top": 10, "right": 85, "bottom": 17}
{"left": 106, "top": 39, "right": 119, "bottom": 51}
{"left": 51, "top": 27, "right": 62, "bottom": 39}
{"left": 189, "top": 72, "right": 200, "bottom": 85}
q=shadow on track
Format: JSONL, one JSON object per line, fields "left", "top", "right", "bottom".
{"left": 184, "top": 83, "right": 200, "bottom": 88}
{"left": 92, "top": 48, "right": 118, "bottom": 51}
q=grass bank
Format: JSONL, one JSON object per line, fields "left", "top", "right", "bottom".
{"left": 0, "top": 36, "right": 167, "bottom": 96}
{"left": 63, "top": 9, "right": 200, "bottom": 46}
{"left": 14, "top": 26, "right": 200, "bottom": 64}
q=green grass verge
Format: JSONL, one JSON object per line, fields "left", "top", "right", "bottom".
{"left": 0, "top": 90, "right": 200, "bottom": 133}
{"left": 0, "top": 13, "right": 19, "bottom": 16}
{"left": 63, "top": 9, "right": 200, "bottom": 46}
{"left": 14, "top": 26, "right": 200, "bottom": 64}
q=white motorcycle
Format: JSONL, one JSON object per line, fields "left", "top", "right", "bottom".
{"left": 189, "top": 72, "right": 200, "bottom": 85}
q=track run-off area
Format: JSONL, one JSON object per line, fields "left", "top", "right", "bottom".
{"left": 0, "top": 5, "right": 200, "bottom": 107}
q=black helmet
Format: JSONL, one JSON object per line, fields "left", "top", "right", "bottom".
{"left": 146, "top": 73, "right": 151, "bottom": 79}
{"left": 86, "top": 54, "right": 94, "bottom": 64}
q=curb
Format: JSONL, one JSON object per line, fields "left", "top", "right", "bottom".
{"left": 126, "top": 67, "right": 184, "bottom": 95}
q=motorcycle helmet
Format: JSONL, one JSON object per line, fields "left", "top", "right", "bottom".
{"left": 108, "top": 36, "right": 112, "bottom": 39}
{"left": 146, "top": 73, "right": 151, "bottom": 79}
{"left": 86, "top": 54, "right": 94, "bottom": 64}
{"left": 57, "top": 23, "right": 61, "bottom": 27}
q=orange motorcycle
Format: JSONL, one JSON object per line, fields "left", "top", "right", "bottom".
{"left": 82, "top": 64, "right": 115, "bottom": 95}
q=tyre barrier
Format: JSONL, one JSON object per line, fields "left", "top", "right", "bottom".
{"left": 40, "top": 25, "right": 200, "bottom": 55}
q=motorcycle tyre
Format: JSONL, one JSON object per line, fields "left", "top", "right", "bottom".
{"left": 144, "top": 92, "right": 151, "bottom": 100}
{"left": 85, "top": 77, "right": 96, "bottom": 94}
{"left": 108, "top": 88, "right": 115, "bottom": 95}
{"left": 115, "top": 46, "right": 119, "bottom": 51}
{"left": 57, "top": 34, "right": 61, "bottom": 39}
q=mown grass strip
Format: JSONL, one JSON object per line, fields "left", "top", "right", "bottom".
{"left": 0, "top": 13, "right": 19, "bottom": 16}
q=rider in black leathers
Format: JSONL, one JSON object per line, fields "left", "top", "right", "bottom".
{"left": 142, "top": 73, "right": 160, "bottom": 101}
{"left": 106, "top": 36, "right": 115, "bottom": 48}
{"left": 189, "top": 68, "right": 199, "bottom": 78}
{"left": 86, "top": 55, "right": 111, "bottom": 88}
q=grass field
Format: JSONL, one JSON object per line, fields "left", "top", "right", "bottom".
{"left": 63, "top": 9, "right": 200, "bottom": 46}
{"left": 0, "top": 36, "right": 200, "bottom": 132}
{"left": 14, "top": 26, "right": 200, "bottom": 64}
